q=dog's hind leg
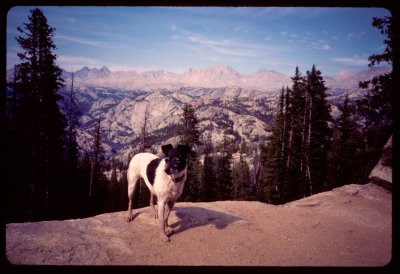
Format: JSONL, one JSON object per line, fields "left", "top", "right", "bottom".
{"left": 150, "top": 194, "right": 158, "bottom": 219}
{"left": 126, "top": 175, "right": 139, "bottom": 222}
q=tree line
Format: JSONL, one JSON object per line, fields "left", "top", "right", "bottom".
{"left": 4, "top": 9, "right": 392, "bottom": 222}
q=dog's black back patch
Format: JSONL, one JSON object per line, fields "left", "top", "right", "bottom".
{"left": 146, "top": 158, "right": 161, "bottom": 185}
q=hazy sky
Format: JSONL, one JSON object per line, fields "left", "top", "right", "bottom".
{"left": 6, "top": 6, "right": 391, "bottom": 76}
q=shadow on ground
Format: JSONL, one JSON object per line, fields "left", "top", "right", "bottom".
{"left": 168, "top": 206, "right": 245, "bottom": 236}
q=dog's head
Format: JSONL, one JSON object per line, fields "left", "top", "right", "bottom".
{"left": 161, "top": 144, "right": 191, "bottom": 175}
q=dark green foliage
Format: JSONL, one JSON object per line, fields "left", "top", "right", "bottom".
{"left": 6, "top": 8, "right": 66, "bottom": 221}
{"left": 367, "top": 16, "right": 393, "bottom": 67}
{"left": 75, "top": 152, "right": 92, "bottom": 216}
{"left": 87, "top": 116, "right": 110, "bottom": 215}
{"left": 356, "top": 15, "right": 393, "bottom": 177}
{"left": 305, "top": 65, "right": 332, "bottom": 195}
{"left": 181, "top": 157, "right": 203, "bottom": 202}
{"left": 131, "top": 179, "right": 150, "bottom": 209}
{"left": 258, "top": 13, "right": 392, "bottom": 204}
{"left": 257, "top": 144, "right": 268, "bottom": 202}
{"left": 179, "top": 103, "right": 201, "bottom": 147}
{"left": 214, "top": 134, "right": 233, "bottom": 200}
{"left": 178, "top": 103, "right": 202, "bottom": 202}
{"left": 232, "top": 152, "right": 251, "bottom": 200}
{"left": 56, "top": 71, "right": 82, "bottom": 218}
{"left": 201, "top": 136, "right": 216, "bottom": 201}
{"left": 108, "top": 164, "right": 120, "bottom": 212}
{"left": 118, "top": 171, "right": 129, "bottom": 211}
{"left": 328, "top": 94, "right": 364, "bottom": 187}
{"left": 260, "top": 88, "right": 289, "bottom": 203}
{"left": 259, "top": 65, "right": 332, "bottom": 204}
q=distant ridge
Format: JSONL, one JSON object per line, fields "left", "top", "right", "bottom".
{"left": 57, "top": 64, "right": 391, "bottom": 92}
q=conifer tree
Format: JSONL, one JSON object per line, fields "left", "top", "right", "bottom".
{"left": 329, "top": 94, "right": 363, "bottom": 187}
{"left": 357, "top": 15, "right": 393, "bottom": 177}
{"left": 178, "top": 103, "right": 202, "bottom": 201}
{"left": 232, "top": 150, "right": 251, "bottom": 200}
{"left": 89, "top": 115, "right": 108, "bottom": 215}
{"left": 261, "top": 88, "right": 286, "bottom": 204}
{"left": 287, "top": 67, "right": 307, "bottom": 200}
{"left": 118, "top": 170, "right": 129, "bottom": 211}
{"left": 214, "top": 133, "right": 233, "bottom": 200}
{"left": 202, "top": 133, "right": 216, "bottom": 201}
{"left": 257, "top": 143, "right": 268, "bottom": 202}
{"left": 8, "top": 8, "right": 66, "bottom": 221}
{"left": 304, "top": 65, "right": 332, "bottom": 195}
{"left": 260, "top": 66, "right": 331, "bottom": 204}
{"left": 179, "top": 103, "right": 201, "bottom": 147}
{"left": 135, "top": 104, "right": 152, "bottom": 208}
{"left": 64, "top": 72, "right": 81, "bottom": 218}
{"left": 140, "top": 104, "right": 151, "bottom": 152}
{"left": 109, "top": 164, "right": 119, "bottom": 212}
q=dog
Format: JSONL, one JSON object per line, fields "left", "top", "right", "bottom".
{"left": 126, "top": 144, "right": 191, "bottom": 241}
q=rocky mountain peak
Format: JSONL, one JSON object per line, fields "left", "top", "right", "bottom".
{"left": 335, "top": 69, "right": 353, "bottom": 80}
{"left": 99, "top": 66, "right": 111, "bottom": 75}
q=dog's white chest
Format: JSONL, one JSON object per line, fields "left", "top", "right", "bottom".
{"left": 154, "top": 174, "right": 183, "bottom": 201}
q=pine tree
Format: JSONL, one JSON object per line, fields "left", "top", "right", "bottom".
{"left": 89, "top": 115, "right": 108, "bottom": 215}
{"left": 329, "top": 94, "right": 363, "bottom": 187}
{"left": 140, "top": 104, "right": 152, "bottom": 152}
{"left": 76, "top": 152, "right": 92, "bottom": 217}
{"left": 109, "top": 164, "right": 119, "bottom": 212}
{"left": 178, "top": 103, "right": 202, "bottom": 201}
{"left": 179, "top": 103, "right": 201, "bottom": 147}
{"left": 232, "top": 150, "right": 251, "bottom": 200}
{"left": 214, "top": 133, "right": 233, "bottom": 201}
{"left": 304, "top": 65, "right": 332, "bottom": 195}
{"left": 64, "top": 71, "right": 81, "bottom": 218}
{"left": 8, "top": 8, "right": 66, "bottom": 221}
{"left": 357, "top": 15, "right": 393, "bottom": 178}
{"left": 260, "top": 66, "right": 332, "bottom": 204}
{"left": 202, "top": 134, "right": 216, "bottom": 201}
{"left": 133, "top": 104, "right": 152, "bottom": 208}
{"left": 118, "top": 170, "right": 129, "bottom": 211}
{"left": 257, "top": 143, "right": 268, "bottom": 202}
{"left": 287, "top": 67, "right": 307, "bottom": 201}
{"left": 261, "top": 88, "right": 286, "bottom": 204}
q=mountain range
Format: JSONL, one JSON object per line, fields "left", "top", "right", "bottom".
{"left": 62, "top": 64, "right": 390, "bottom": 94}
{"left": 6, "top": 64, "right": 391, "bottom": 163}
{"left": 56, "top": 65, "right": 391, "bottom": 163}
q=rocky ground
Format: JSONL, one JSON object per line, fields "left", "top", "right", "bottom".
{"left": 5, "top": 182, "right": 392, "bottom": 267}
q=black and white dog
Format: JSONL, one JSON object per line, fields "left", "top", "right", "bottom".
{"left": 126, "top": 144, "right": 191, "bottom": 241}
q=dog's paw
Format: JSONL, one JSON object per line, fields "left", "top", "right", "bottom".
{"left": 161, "top": 234, "right": 170, "bottom": 242}
{"left": 165, "top": 227, "right": 174, "bottom": 236}
{"left": 126, "top": 215, "right": 134, "bottom": 222}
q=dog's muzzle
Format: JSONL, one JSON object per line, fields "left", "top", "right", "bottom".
{"left": 165, "top": 167, "right": 177, "bottom": 175}
{"left": 164, "top": 161, "right": 179, "bottom": 175}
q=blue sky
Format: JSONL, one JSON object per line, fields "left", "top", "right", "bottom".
{"left": 6, "top": 6, "right": 391, "bottom": 76}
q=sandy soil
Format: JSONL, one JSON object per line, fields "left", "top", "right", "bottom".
{"left": 5, "top": 183, "right": 392, "bottom": 267}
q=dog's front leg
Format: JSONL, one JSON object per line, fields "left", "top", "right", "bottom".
{"left": 164, "top": 200, "right": 175, "bottom": 228}
{"left": 157, "top": 200, "right": 170, "bottom": 242}
{"left": 163, "top": 200, "right": 175, "bottom": 236}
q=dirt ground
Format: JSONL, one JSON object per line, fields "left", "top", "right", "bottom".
{"left": 5, "top": 183, "right": 392, "bottom": 267}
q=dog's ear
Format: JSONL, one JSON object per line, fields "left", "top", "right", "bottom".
{"left": 177, "top": 144, "right": 191, "bottom": 157}
{"left": 161, "top": 144, "right": 173, "bottom": 156}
